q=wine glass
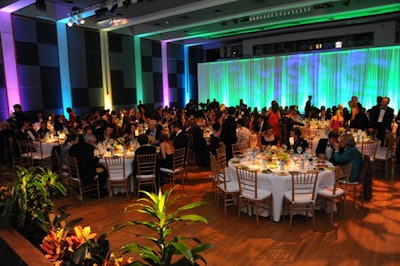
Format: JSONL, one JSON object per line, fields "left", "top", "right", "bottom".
{"left": 281, "top": 144, "right": 287, "bottom": 152}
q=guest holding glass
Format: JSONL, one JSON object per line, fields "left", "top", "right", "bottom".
{"left": 333, "top": 133, "right": 362, "bottom": 182}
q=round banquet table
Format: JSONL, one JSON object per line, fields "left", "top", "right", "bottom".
{"left": 226, "top": 155, "right": 335, "bottom": 222}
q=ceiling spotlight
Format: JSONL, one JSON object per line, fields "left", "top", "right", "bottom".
{"left": 123, "top": 0, "right": 132, "bottom": 8}
{"left": 35, "top": 0, "right": 46, "bottom": 11}
{"left": 67, "top": 11, "right": 85, "bottom": 27}
{"left": 110, "top": 1, "right": 118, "bottom": 13}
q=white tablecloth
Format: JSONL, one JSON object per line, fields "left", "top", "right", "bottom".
{"left": 40, "top": 141, "right": 60, "bottom": 156}
{"left": 227, "top": 157, "right": 335, "bottom": 222}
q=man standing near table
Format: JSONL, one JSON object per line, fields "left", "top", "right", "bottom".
{"left": 368, "top": 97, "right": 394, "bottom": 146}
{"left": 220, "top": 107, "right": 237, "bottom": 162}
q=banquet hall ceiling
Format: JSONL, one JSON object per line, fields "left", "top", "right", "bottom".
{"left": 1, "top": 0, "right": 399, "bottom": 45}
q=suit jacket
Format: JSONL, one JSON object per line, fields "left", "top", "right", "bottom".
{"left": 188, "top": 124, "right": 207, "bottom": 153}
{"left": 369, "top": 105, "right": 394, "bottom": 131}
{"left": 255, "top": 119, "right": 268, "bottom": 133}
{"left": 173, "top": 131, "right": 188, "bottom": 150}
{"left": 68, "top": 141, "right": 99, "bottom": 183}
{"left": 220, "top": 115, "right": 237, "bottom": 145}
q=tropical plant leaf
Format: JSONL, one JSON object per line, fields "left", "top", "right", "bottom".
{"left": 175, "top": 214, "right": 208, "bottom": 223}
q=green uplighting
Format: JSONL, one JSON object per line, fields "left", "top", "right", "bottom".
{"left": 198, "top": 46, "right": 400, "bottom": 112}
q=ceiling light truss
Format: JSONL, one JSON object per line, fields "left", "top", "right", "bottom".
{"left": 67, "top": 11, "right": 85, "bottom": 27}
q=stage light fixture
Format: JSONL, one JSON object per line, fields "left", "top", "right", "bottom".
{"left": 67, "top": 11, "right": 85, "bottom": 27}
{"left": 35, "top": 0, "right": 46, "bottom": 11}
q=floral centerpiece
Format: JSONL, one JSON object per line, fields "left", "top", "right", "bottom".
{"left": 338, "top": 127, "right": 346, "bottom": 136}
{"left": 113, "top": 137, "right": 126, "bottom": 151}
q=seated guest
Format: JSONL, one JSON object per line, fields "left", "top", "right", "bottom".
{"left": 254, "top": 115, "right": 268, "bottom": 134}
{"left": 132, "top": 134, "right": 157, "bottom": 176}
{"left": 16, "top": 121, "right": 36, "bottom": 142}
{"left": 171, "top": 120, "right": 188, "bottom": 150}
{"left": 236, "top": 118, "right": 251, "bottom": 149}
{"left": 146, "top": 118, "right": 163, "bottom": 145}
{"left": 333, "top": 133, "right": 362, "bottom": 182}
{"left": 261, "top": 125, "right": 278, "bottom": 147}
{"left": 208, "top": 122, "right": 222, "bottom": 155}
{"left": 158, "top": 132, "right": 174, "bottom": 169}
{"left": 281, "top": 108, "right": 304, "bottom": 144}
{"left": 60, "top": 129, "right": 79, "bottom": 170}
{"left": 289, "top": 127, "right": 308, "bottom": 154}
{"left": 330, "top": 106, "right": 344, "bottom": 132}
{"left": 122, "top": 123, "right": 137, "bottom": 142}
{"left": 315, "top": 131, "right": 340, "bottom": 165}
{"left": 97, "top": 124, "right": 115, "bottom": 144}
{"left": 68, "top": 134, "right": 108, "bottom": 196}
{"left": 36, "top": 120, "right": 50, "bottom": 139}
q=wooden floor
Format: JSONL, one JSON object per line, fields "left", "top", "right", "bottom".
{"left": 2, "top": 164, "right": 400, "bottom": 265}
{"left": 49, "top": 165, "right": 400, "bottom": 266}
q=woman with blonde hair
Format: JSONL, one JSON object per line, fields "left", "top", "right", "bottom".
{"left": 331, "top": 104, "right": 344, "bottom": 132}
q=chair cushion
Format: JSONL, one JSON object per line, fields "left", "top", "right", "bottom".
{"left": 241, "top": 188, "right": 272, "bottom": 200}
{"left": 159, "top": 167, "right": 182, "bottom": 173}
{"left": 375, "top": 147, "right": 388, "bottom": 160}
{"left": 218, "top": 181, "right": 239, "bottom": 193}
{"left": 284, "top": 190, "right": 314, "bottom": 203}
{"left": 136, "top": 174, "right": 155, "bottom": 179}
{"left": 318, "top": 186, "right": 345, "bottom": 197}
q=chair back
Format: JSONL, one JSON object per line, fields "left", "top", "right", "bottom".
{"left": 236, "top": 168, "right": 259, "bottom": 199}
{"left": 210, "top": 151, "right": 228, "bottom": 186}
{"left": 136, "top": 153, "right": 157, "bottom": 177}
{"left": 172, "top": 147, "right": 186, "bottom": 170}
{"left": 232, "top": 143, "right": 246, "bottom": 157}
{"left": 66, "top": 155, "right": 80, "bottom": 181}
{"left": 334, "top": 163, "right": 352, "bottom": 195}
{"left": 16, "top": 139, "right": 31, "bottom": 155}
{"left": 361, "top": 139, "right": 379, "bottom": 159}
{"left": 186, "top": 134, "right": 194, "bottom": 151}
{"left": 105, "top": 156, "right": 126, "bottom": 180}
{"left": 216, "top": 146, "right": 227, "bottom": 168}
{"left": 289, "top": 171, "right": 318, "bottom": 202}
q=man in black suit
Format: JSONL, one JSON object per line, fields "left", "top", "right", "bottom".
{"left": 220, "top": 107, "right": 237, "bottom": 162}
{"left": 171, "top": 120, "right": 188, "bottom": 150}
{"left": 254, "top": 115, "right": 268, "bottom": 134}
{"left": 315, "top": 131, "right": 341, "bottom": 165}
{"left": 368, "top": 97, "right": 394, "bottom": 146}
{"left": 68, "top": 134, "right": 107, "bottom": 196}
{"left": 187, "top": 115, "right": 208, "bottom": 166}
